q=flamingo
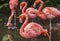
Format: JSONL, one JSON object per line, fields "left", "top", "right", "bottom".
{"left": 20, "top": 2, "right": 38, "bottom": 18}
{"left": 33, "top": 0, "right": 60, "bottom": 19}
{"left": 19, "top": 14, "right": 50, "bottom": 39}
{"left": 7, "top": 0, "right": 18, "bottom": 29}
{"left": 20, "top": 1, "right": 47, "bottom": 20}
{"left": 33, "top": 0, "right": 60, "bottom": 41}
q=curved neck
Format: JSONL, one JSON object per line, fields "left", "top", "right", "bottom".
{"left": 20, "top": 14, "right": 28, "bottom": 33}
{"left": 38, "top": 0, "right": 44, "bottom": 12}
{"left": 22, "top": 3, "right": 27, "bottom": 13}
{"left": 20, "top": 14, "right": 30, "bottom": 38}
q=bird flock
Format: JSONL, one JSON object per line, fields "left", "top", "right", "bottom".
{"left": 7, "top": 0, "right": 60, "bottom": 40}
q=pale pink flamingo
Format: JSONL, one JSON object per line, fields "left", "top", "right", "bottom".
{"left": 7, "top": 0, "right": 18, "bottom": 29}
{"left": 33, "top": 0, "right": 60, "bottom": 41}
{"left": 20, "top": 2, "right": 38, "bottom": 18}
{"left": 19, "top": 14, "right": 50, "bottom": 39}
{"left": 20, "top": 1, "right": 47, "bottom": 20}
{"left": 33, "top": 0, "right": 60, "bottom": 19}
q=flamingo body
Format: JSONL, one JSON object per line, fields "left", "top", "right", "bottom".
{"left": 26, "top": 8, "right": 37, "bottom": 18}
{"left": 42, "top": 7, "right": 60, "bottom": 18}
{"left": 20, "top": 22, "right": 49, "bottom": 38}
{"left": 24, "top": 22, "right": 43, "bottom": 35}
{"left": 7, "top": 0, "right": 18, "bottom": 29}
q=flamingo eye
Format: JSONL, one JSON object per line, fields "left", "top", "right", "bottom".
{"left": 20, "top": 15, "right": 24, "bottom": 19}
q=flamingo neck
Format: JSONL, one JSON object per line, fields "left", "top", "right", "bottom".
{"left": 20, "top": 14, "right": 28, "bottom": 33}
{"left": 38, "top": 0, "right": 44, "bottom": 12}
{"left": 22, "top": 3, "right": 27, "bottom": 13}
{"left": 19, "top": 14, "right": 30, "bottom": 38}
{"left": 34, "top": 1, "right": 40, "bottom": 6}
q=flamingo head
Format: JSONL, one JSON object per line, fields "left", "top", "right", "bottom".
{"left": 19, "top": 14, "right": 25, "bottom": 23}
{"left": 33, "top": 0, "right": 40, "bottom": 8}
{"left": 20, "top": 2, "right": 27, "bottom": 9}
{"left": 43, "top": 29, "right": 48, "bottom": 35}
{"left": 42, "top": 29, "right": 50, "bottom": 38}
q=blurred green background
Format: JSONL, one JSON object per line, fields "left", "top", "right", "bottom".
{"left": 0, "top": 0, "right": 60, "bottom": 41}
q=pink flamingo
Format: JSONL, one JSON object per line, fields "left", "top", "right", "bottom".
{"left": 19, "top": 14, "right": 50, "bottom": 39}
{"left": 20, "top": 2, "right": 38, "bottom": 18}
{"left": 7, "top": 0, "right": 18, "bottom": 29}
{"left": 20, "top": 1, "right": 47, "bottom": 20}
{"left": 33, "top": 0, "right": 60, "bottom": 41}
{"left": 33, "top": 0, "right": 60, "bottom": 19}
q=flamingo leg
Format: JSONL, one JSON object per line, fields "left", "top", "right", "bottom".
{"left": 7, "top": 9, "right": 14, "bottom": 29}
{"left": 49, "top": 19, "right": 51, "bottom": 41}
{"left": 31, "top": 38, "right": 34, "bottom": 41}
{"left": 34, "top": 38, "right": 37, "bottom": 41}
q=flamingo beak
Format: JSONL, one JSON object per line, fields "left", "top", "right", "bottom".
{"left": 33, "top": 3, "right": 36, "bottom": 8}
{"left": 19, "top": 15, "right": 23, "bottom": 23}
{"left": 20, "top": 6, "right": 22, "bottom": 10}
{"left": 7, "top": 22, "right": 10, "bottom": 29}
{"left": 7, "top": 22, "right": 10, "bottom": 27}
